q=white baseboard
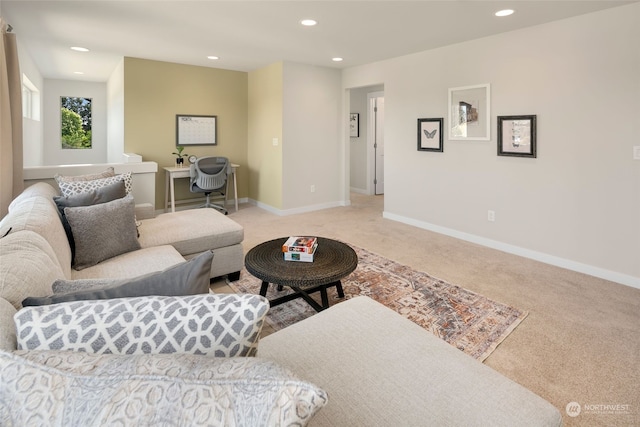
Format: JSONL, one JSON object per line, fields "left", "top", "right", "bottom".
{"left": 383, "top": 211, "right": 640, "bottom": 290}
{"left": 248, "top": 199, "right": 349, "bottom": 216}
{"left": 350, "top": 187, "right": 369, "bottom": 195}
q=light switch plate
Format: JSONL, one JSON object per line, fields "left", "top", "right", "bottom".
{"left": 634, "top": 146, "right": 640, "bottom": 160}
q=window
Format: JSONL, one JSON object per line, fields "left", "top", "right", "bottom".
{"left": 21, "top": 74, "right": 40, "bottom": 121}
{"left": 61, "top": 97, "right": 92, "bottom": 149}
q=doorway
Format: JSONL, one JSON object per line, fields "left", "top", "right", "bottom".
{"left": 368, "top": 91, "right": 384, "bottom": 195}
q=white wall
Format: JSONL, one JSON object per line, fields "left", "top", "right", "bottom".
{"left": 43, "top": 79, "right": 107, "bottom": 165}
{"left": 16, "top": 38, "right": 43, "bottom": 167}
{"left": 282, "top": 62, "right": 343, "bottom": 212}
{"left": 106, "top": 58, "right": 125, "bottom": 163}
{"left": 343, "top": 3, "right": 640, "bottom": 287}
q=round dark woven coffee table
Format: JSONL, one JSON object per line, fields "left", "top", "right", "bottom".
{"left": 244, "top": 237, "right": 358, "bottom": 312}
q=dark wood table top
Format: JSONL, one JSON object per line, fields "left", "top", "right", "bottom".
{"left": 244, "top": 237, "right": 358, "bottom": 289}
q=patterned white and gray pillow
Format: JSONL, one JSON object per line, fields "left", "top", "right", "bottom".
{"left": 64, "top": 194, "right": 140, "bottom": 270}
{"left": 1, "top": 350, "right": 328, "bottom": 426}
{"left": 57, "top": 172, "right": 133, "bottom": 197}
{"left": 15, "top": 294, "right": 269, "bottom": 357}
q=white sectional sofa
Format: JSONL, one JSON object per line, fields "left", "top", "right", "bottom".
{"left": 0, "top": 181, "right": 562, "bottom": 426}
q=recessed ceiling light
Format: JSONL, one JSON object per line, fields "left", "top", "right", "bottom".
{"left": 73, "top": 71, "right": 84, "bottom": 75}
{"left": 300, "top": 19, "right": 318, "bottom": 26}
{"left": 207, "top": 56, "right": 219, "bottom": 60}
{"left": 332, "top": 57, "right": 343, "bottom": 62}
{"left": 70, "top": 46, "right": 89, "bottom": 52}
{"left": 495, "top": 9, "right": 514, "bottom": 17}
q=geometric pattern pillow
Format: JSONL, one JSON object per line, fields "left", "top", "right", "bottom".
{"left": 57, "top": 172, "right": 132, "bottom": 197}
{"left": 1, "top": 350, "right": 328, "bottom": 427}
{"left": 15, "top": 294, "right": 269, "bottom": 357}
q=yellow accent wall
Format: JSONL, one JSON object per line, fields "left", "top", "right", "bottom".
{"left": 248, "top": 62, "right": 283, "bottom": 209}
{"left": 123, "top": 57, "right": 248, "bottom": 208}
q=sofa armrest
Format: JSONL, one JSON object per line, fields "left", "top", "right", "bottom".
{"left": 15, "top": 294, "right": 269, "bottom": 357}
{"left": 0, "top": 298, "right": 17, "bottom": 352}
{"left": 134, "top": 202, "right": 156, "bottom": 220}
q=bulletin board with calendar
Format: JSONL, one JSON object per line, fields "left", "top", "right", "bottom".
{"left": 176, "top": 114, "right": 217, "bottom": 146}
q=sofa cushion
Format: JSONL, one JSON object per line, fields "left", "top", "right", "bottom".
{"left": 0, "top": 196, "right": 72, "bottom": 278}
{"left": 65, "top": 194, "right": 141, "bottom": 270}
{"left": 54, "top": 167, "right": 115, "bottom": 183}
{"left": 138, "top": 208, "right": 244, "bottom": 255}
{"left": 0, "top": 230, "right": 65, "bottom": 310}
{"left": 1, "top": 350, "right": 327, "bottom": 426}
{"left": 54, "top": 180, "right": 127, "bottom": 260}
{"left": 71, "top": 245, "right": 185, "bottom": 280}
{"left": 259, "top": 296, "right": 562, "bottom": 427}
{"left": 57, "top": 171, "right": 132, "bottom": 197}
{"left": 22, "top": 250, "right": 213, "bottom": 306}
{"left": 16, "top": 293, "right": 269, "bottom": 357}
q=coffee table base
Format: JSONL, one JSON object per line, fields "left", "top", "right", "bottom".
{"left": 259, "top": 281, "right": 345, "bottom": 312}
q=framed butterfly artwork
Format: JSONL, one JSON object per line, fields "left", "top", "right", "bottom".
{"left": 417, "top": 118, "right": 443, "bottom": 152}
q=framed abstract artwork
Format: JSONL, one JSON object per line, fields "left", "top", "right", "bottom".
{"left": 350, "top": 113, "right": 359, "bottom": 137}
{"left": 417, "top": 118, "right": 443, "bottom": 152}
{"left": 448, "top": 84, "right": 490, "bottom": 141}
{"left": 497, "top": 115, "right": 537, "bottom": 158}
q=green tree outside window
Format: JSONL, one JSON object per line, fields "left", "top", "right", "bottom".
{"left": 61, "top": 97, "right": 92, "bottom": 149}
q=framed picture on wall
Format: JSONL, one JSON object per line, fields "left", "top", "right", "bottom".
{"left": 350, "top": 113, "right": 359, "bottom": 137}
{"left": 448, "top": 84, "right": 490, "bottom": 141}
{"left": 497, "top": 115, "right": 537, "bottom": 158}
{"left": 176, "top": 114, "right": 217, "bottom": 146}
{"left": 417, "top": 118, "right": 443, "bottom": 152}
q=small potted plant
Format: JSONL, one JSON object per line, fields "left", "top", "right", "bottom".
{"left": 172, "top": 146, "right": 189, "bottom": 167}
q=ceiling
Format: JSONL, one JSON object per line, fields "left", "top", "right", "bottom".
{"left": 2, "top": 1, "right": 635, "bottom": 82}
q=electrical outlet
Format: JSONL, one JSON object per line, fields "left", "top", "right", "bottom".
{"left": 310, "top": 185, "right": 316, "bottom": 193}
{"left": 634, "top": 146, "right": 640, "bottom": 160}
{"left": 487, "top": 210, "right": 495, "bottom": 222}
{"left": 272, "top": 138, "right": 279, "bottom": 146}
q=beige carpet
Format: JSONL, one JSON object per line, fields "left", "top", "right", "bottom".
{"left": 231, "top": 244, "right": 528, "bottom": 361}
{"left": 213, "top": 193, "right": 640, "bottom": 427}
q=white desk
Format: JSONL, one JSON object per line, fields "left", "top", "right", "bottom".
{"left": 164, "top": 164, "right": 239, "bottom": 213}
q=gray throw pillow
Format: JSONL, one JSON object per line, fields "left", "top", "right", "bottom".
{"left": 64, "top": 194, "right": 141, "bottom": 270}
{"left": 22, "top": 250, "right": 214, "bottom": 306}
{"left": 53, "top": 181, "right": 127, "bottom": 259}
{"left": 51, "top": 278, "right": 118, "bottom": 294}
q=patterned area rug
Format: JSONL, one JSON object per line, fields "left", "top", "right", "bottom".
{"left": 230, "top": 244, "right": 528, "bottom": 361}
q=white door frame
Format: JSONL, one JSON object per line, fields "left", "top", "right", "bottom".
{"left": 367, "top": 91, "right": 384, "bottom": 195}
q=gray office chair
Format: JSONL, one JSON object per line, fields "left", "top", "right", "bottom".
{"left": 189, "top": 156, "right": 230, "bottom": 214}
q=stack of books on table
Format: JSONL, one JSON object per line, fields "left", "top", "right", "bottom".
{"left": 282, "top": 236, "right": 318, "bottom": 262}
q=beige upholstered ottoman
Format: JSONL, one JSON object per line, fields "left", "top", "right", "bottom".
{"left": 259, "top": 296, "right": 562, "bottom": 427}
{"left": 137, "top": 209, "right": 244, "bottom": 280}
